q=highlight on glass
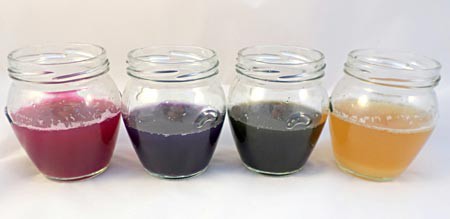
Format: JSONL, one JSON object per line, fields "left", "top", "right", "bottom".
{"left": 228, "top": 45, "right": 329, "bottom": 175}
{"left": 6, "top": 43, "right": 121, "bottom": 181}
{"left": 122, "top": 45, "right": 226, "bottom": 179}
{"left": 329, "top": 49, "right": 441, "bottom": 181}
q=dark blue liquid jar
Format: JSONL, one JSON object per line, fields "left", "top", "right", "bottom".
{"left": 122, "top": 46, "right": 226, "bottom": 179}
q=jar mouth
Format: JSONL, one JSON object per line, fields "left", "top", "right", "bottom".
{"left": 127, "top": 45, "right": 219, "bottom": 82}
{"left": 8, "top": 43, "right": 109, "bottom": 84}
{"left": 8, "top": 43, "right": 106, "bottom": 65}
{"left": 236, "top": 45, "right": 326, "bottom": 83}
{"left": 345, "top": 49, "right": 441, "bottom": 88}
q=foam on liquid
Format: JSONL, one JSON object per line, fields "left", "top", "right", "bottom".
{"left": 332, "top": 99, "right": 435, "bottom": 133}
{"left": 10, "top": 97, "right": 120, "bottom": 131}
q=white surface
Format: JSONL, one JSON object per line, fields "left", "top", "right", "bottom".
{"left": 1, "top": 0, "right": 450, "bottom": 218}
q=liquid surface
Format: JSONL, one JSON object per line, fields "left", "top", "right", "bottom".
{"left": 229, "top": 101, "right": 327, "bottom": 174}
{"left": 124, "top": 102, "right": 225, "bottom": 177}
{"left": 330, "top": 99, "right": 434, "bottom": 180}
{"left": 9, "top": 94, "right": 120, "bottom": 179}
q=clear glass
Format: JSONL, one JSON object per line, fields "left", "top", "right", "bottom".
{"left": 330, "top": 49, "right": 441, "bottom": 181}
{"left": 122, "top": 46, "right": 226, "bottom": 179}
{"left": 228, "top": 45, "right": 329, "bottom": 175}
{"left": 6, "top": 43, "right": 121, "bottom": 181}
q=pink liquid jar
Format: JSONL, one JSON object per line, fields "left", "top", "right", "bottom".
{"left": 6, "top": 43, "right": 121, "bottom": 181}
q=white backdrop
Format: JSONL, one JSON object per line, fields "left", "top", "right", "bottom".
{"left": 0, "top": 0, "right": 450, "bottom": 218}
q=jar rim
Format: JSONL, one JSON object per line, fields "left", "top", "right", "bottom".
{"left": 348, "top": 49, "right": 441, "bottom": 71}
{"left": 8, "top": 43, "right": 109, "bottom": 84}
{"left": 236, "top": 45, "right": 326, "bottom": 83}
{"left": 238, "top": 45, "right": 325, "bottom": 66}
{"left": 345, "top": 49, "right": 441, "bottom": 88}
{"left": 127, "top": 45, "right": 219, "bottom": 82}
{"left": 128, "top": 45, "right": 217, "bottom": 65}
{"left": 8, "top": 43, "right": 106, "bottom": 66}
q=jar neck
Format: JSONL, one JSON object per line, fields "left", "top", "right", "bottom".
{"left": 344, "top": 49, "right": 441, "bottom": 88}
{"left": 235, "top": 73, "right": 323, "bottom": 90}
{"left": 236, "top": 45, "right": 325, "bottom": 83}
{"left": 127, "top": 46, "right": 219, "bottom": 83}
{"left": 8, "top": 43, "right": 109, "bottom": 84}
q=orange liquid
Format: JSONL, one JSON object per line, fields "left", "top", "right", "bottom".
{"left": 330, "top": 99, "right": 434, "bottom": 180}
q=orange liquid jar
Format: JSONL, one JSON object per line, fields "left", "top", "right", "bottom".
{"left": 330, "top": 49, "right": 441, "bottom": 181}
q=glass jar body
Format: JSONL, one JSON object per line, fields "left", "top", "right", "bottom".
{"left": 228, "top": 75, "right": 329, "bottom": 175}
{"left": 6, "top": 74, "right": 121, "bottom": 181}
{"left": 329, "top": 74, "right": 438, "bottom": 181}
{"left": 121, "top": 77, "right": 226, "bottom": 178}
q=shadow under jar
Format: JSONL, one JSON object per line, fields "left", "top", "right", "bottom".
{"left": 330, "top": 49, "right": 441, "bottom": 181}
{"left": 228, "top": 45, "right": 329, "bottom": 175}
{"left": 122, "top": 46, "right": 226, "bottom": 179}
{"left": 6, "top": 43, "right": 121, "bottom": 181}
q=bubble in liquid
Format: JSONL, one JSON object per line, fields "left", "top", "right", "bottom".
{"left": 285, "top": 112, "right": 312, "bottom": 130}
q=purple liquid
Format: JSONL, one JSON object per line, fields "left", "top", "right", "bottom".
{"left": 123, "top": 102, "right": 224, "bottom": 178}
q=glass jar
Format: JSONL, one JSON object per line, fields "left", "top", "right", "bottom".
{"left": 228, "top": 45, "right": 328, "bottom": 175}
{"left": 330, "top": 49, "right": 441, "bottom": 181}
{"left": 6, "top": 43, "right": 121, "bottom": 181}
{"left": 122, "top": 46, "right": 226, "bottom": 179}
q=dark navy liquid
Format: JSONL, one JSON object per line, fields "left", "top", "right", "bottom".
{"left": 229, "top": 101, "right": 326, "bottom": 174}
{"left": 124, "top": 102, "right": 224, "bottom": 178}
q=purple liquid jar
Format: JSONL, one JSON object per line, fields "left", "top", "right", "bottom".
{"left": 122, "top": 46, "right": 226, "bottom": 179}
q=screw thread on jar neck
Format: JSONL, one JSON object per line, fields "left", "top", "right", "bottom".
{"left": 127, "top": 46, "right": 219, "bottom": 83}
{"left": 344, "top": 49, "right": 441, "bottom": 88}
{"left": 8, "top": 43, "right": 109, "bottom": 84}
{"left": 236, "top": 45, "right": 326, "bottom": 83}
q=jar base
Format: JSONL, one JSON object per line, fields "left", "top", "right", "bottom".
{"left": 144, "top": 166, "right": 209, "bottom": 179}
{"left": 242, "top": 162, "right": 303, "bottom": 176}
{"left": 44, "top": 165, "right": 109, "bottom": 182}
{"left": 335, "top": 160, "right": 394, "bottom": 182}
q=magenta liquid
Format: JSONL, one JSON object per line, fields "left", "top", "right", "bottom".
{"left": 8, "top": 93, "right": 120, "bottom": 180}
